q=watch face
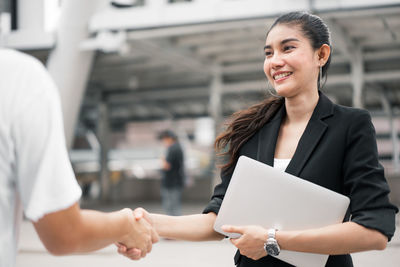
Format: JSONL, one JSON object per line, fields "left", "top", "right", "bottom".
{"left": 266, "top": 241, "right": 280, "bottom": 256}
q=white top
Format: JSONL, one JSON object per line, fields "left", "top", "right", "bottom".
{"left": 0, "top": 49, "right": 82, "bottom": 267}
{"left": 273, "top": 158, "right": 291, "bottom": 172}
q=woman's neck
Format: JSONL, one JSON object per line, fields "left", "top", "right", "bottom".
{"left": 284, "top": 90, "right": 319, "bottom": 124}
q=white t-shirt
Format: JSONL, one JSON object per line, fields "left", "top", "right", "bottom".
{"left": 0, "top": 49, "right": 82, "bottom": 267}
{"left": 273, "top": 158, "right": 291, "bottom": 172}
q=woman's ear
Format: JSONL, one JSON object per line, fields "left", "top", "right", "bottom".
{"left": 318, "top": 44, "right": 331, "bottom": 66}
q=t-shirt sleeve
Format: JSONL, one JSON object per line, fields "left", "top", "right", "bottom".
{"left": 12, "top": 64, "right": 82, "bottom": 222}
{"left": 343, "top": 110, "right": 398, "bottom": 241}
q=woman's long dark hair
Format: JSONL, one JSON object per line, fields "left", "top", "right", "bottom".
{"left": 214, "top": 11, "right": 332, "bottom": 174}
{"left": 215, "top": 97, "right": 284, "bottom": 175}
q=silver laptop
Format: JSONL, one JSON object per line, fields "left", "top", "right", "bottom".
{"left": 214, "top": 156, "right": 350, "bottom": 267}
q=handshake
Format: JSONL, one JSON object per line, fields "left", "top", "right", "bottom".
{"left": 113, "top": 207, "right": 273, "bottom": 262}
{"left": 116, "top": 207, "right": 159, "bottom": 260}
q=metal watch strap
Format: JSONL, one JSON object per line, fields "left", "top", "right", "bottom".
{"left": 268, "top": 228, "right": 276, "bottom": 239}
{"left": 264, "top": 228, "right": 280, "bottom": 256}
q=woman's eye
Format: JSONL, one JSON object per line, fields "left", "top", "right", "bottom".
{"left": 265, "top": 51, "right": 272, "bottom": 56}
{"left": 284, "top": 46, "right": 295, "bottom": 51}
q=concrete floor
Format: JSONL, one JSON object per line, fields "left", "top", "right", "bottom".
{"left": 16, "top": 202, "right": 400, "bottom": 267}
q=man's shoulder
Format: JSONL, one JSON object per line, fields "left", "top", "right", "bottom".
{"left": 171, "top": 142, "right": 183, "bottom": 152}
{"left": 167, "top": 143, "right": 183, "bottom": 159}
{"left": 1, "top": 49, "right": 59, "bottom": 106}
{"left": 0, "top": 49, "right": 43, "bottom": 70}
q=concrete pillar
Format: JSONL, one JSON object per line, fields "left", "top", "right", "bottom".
{"left": 209, "top": 65, "right": 223, "bottom": 130}
{"left": 97, "top": 92, "right": 111, "bottom": 201}
{"left": 17, "top": 0, "right": 45, "bottom": 32}
{"left": 381, "top": 89, "right": 400, "bottom": 173}
{"left": 327, "top": 20, "right": 364, "bottom": 109}
{"left": 351, "top": 48, "right": 364, "bottom": 109}
{"left": 209, "top": 65, "right": 223, "bottom": 190}
{"left": 46, "top": 0, "right": 107, "bottom": 148}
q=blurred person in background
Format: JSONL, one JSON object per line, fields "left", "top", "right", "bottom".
{"left": 0, "top": 49, "right": 158, "bottom": 267}
{"left": 117, "top": 11, "right": 397, "bottom": 267}
{"left": 158, "top": 130, "right": 185, "bottom": 216}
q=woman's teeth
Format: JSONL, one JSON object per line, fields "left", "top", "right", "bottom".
{"left": 274, "top": 72, "right": 292, "bottom": 80}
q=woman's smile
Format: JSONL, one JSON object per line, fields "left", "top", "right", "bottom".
{"left": 272, "top": 71, "right": 293, "bottom": 82}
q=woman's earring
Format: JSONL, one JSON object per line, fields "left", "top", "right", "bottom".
{"left": 318, "top": 65, "right": 323, "bottom": 89}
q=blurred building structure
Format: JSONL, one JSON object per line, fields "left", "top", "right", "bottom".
{"left": 1, "top": 0, "right": 400, "bottom": 204}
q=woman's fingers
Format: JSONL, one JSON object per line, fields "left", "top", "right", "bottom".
{"left": 222, "top": 225, "right": 245, "bottom": 234}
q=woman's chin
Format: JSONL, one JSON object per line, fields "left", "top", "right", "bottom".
{"left": 274, "top": 87, "right": 292, "bottom": 97}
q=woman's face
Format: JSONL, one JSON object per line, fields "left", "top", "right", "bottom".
{"left": 263, "top": 24, "right": 320, "bottom": 98}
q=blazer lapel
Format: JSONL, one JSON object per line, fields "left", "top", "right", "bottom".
{"left": 285, "top": 92, "right": 334, "bottom": 176}
{"left": 257, "top": 104, "right": 286, "bottom": 166}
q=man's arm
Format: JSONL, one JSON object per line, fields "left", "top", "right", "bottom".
{"left": 161, "top": 157, "right": 171, "bottom": 170}
{"left": 33, "top": 202, "right": 158, "bottom": 256}
{"left": 10, "top": 53, "right": 157, "bottom": 258}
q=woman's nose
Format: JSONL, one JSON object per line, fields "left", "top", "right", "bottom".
{"left": 270, "top": 53, "right": 285, "bottom": 69}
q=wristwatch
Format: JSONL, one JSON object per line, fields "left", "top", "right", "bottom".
{"left": 264, "top": 229, "right": 281, "bottom": 256}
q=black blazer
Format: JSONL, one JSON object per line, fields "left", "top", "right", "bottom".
{"left": 204, "top": 92, "right": 398, "bottom": 267}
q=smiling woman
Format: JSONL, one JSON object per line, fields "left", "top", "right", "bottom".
{"left": 211, "top": 12, "right": 398, "bottom": 267}
{"left": 263, "top": 15, "right": 331, "bottom": 100}
{"left": 117, "top": 11, "right": 398, "bottom": 267}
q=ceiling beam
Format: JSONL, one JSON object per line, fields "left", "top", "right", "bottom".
{"left": 176, "top": 27, "right": 266, "bottom": 47}
{"left": 123, "top": 18, "right": 274, "bottom": 39}
{"left": 195, "top": 39, "right": 263, "bottom": 57}
{"left": 127, "top": 38, "right": 210, "bottom": 75}
{"left": 99, "top": 70, "right": 400, "bottom": 105}
{"left": 320, "top": 5, "right": 400, "bottom": 20}
{"left": 326, "top": 19, "right": 355, "bottom": 58}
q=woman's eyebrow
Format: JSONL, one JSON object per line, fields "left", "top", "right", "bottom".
{"left": 281, "top": 38, "right": 299, "bottom": 44}
{"left": 264, "top": 38, "right": 300, "bottom": 50}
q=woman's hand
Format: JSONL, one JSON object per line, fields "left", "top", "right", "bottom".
{"left": 116, "top": 207, "right": 159, "bottom": 260}
{"left": 222, "top": 225, "right": 269, "bottom": 260}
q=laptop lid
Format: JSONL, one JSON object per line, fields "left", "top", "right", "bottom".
{"left": 214, "top": 156, "right": 350, "bottom": 267}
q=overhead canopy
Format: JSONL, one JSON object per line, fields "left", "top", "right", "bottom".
{"left": 23, "top": 1, "right": 400, "bottom": 130}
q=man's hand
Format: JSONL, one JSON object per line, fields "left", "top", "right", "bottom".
{"left": 222, "top": 225, "right": 268, "bottom": 260}
{"left": 115, "top": 243, "right": 142, "bottom": 260}
{"left": 161, "top": 158, "right": 171, "bottom": 170}
{"left": 116, "top": 208, "right": 159, "bottom": 260}
{"left": 117, "top": 208, "right": 158, "bottom": 259}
